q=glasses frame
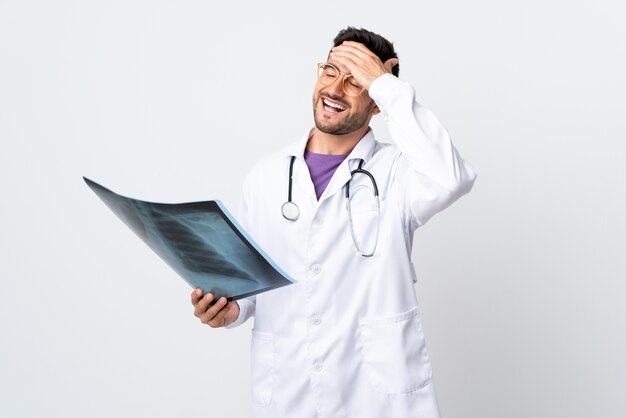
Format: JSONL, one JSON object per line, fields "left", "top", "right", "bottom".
{"left": 316, "top": 62, "right": 365, "bottom": 97}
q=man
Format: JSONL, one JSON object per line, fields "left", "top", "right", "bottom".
{"left": 191, "top": 27, "right": 476, "bottom": 418}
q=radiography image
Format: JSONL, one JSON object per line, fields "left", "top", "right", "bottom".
{"left": 84, "top": 177, "right": 295, "bottom": 300}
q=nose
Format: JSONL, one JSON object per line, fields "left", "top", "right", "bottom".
{"left": 325, "top": 74, "right": 346, "bottom": 97}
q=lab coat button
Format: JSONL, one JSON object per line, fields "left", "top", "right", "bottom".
{"left": 313, "top": 217, "right": 323, "bottom": 226}
{"left": 313, "top": 362, "right": 323, "bottom": 372}
{"left": 311, "top": 264, "right": 321, "bottom": 274}
{"left": 311, "top": 316, "right": 322, "bottom": 325}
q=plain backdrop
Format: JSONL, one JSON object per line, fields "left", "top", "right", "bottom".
{"left": 1, "top": 1, "right": 624, "bottom": 417}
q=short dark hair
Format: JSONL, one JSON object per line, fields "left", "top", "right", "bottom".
{"left": 332, "top": 27, "right": 399, "bottom": 77}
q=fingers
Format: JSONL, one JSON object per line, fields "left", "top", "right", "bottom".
{"left": 208, "top": 301, "right": 239, "bottom": 328}
{"left": 330, "top": 47, "right": 363, "bottom": 68}
{"left": 195, "top": 294, "right": 229, "bottom": 327}
{"left": 193, "top": 291, "right": 215, "bottom": 317}
{"left": 332, "top": 41, "right": 398, "bottom": 75}
{"left": 331, "top": 42, "right": 379, "bottom": 67}
{"left": 335, "top": 41, "right": 378, "bottom": 59}
{"left": 200, "top": 296, "right": 225, "bottom": 326}
{"left": 193, "top": 291, "right": 214, "bottom": 317}
{"left": 191, "top": 288, "right": 203, "bottom": 305}
{"left": 195, "top": 292, "right": 217, "bottom": 317}
{"left": 330, "top": 45, "right": 388, "bottom": 90}
{"left": 191, "top": 290, "right": 239, "bottom": 328}
{"left": 330, "top": 50, "right": 358, "bottom": 69}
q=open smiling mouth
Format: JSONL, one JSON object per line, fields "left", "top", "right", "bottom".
{"left": 322, "top": 97, "right": 347, "bottom": 113}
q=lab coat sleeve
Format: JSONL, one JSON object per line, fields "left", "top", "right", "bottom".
{"left": 225, "top": 176, "right": 256, "bottom": 329}
{"left": 368, "top": 73, "right": 477, "bottom": 228}
{"left": 225, "top": 295, "right": 255, "bottom": 329}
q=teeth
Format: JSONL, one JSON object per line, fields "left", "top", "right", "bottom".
{"left": 323, "top": 99, "right": 346, "bottom": 111}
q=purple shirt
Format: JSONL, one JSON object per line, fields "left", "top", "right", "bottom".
{"left": 304, "top": 150, "right": 350, "bottom": 200}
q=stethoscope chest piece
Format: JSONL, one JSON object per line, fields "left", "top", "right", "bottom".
{"left": 281, "top": 201, "right": 300, "bottom": 221}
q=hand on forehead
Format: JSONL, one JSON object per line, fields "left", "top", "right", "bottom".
{"left": 328, "top": 41, "right": 374, "bottom": 71}
{"left": 327, "top": 40, "right": 398, "bottom": 91}
{"left": 326, "top": 58, "right": 350, "bottom": 74}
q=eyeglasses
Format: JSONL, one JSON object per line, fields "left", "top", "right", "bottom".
{"left": 316, "top": 63, "right": 365, "bottom": 97}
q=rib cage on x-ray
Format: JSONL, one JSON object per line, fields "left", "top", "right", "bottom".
{"left": 149, "top": 205, "right": 256, "bottom": 282}
{"left": 84, "top": 177, "right": 295, "bottom": 300}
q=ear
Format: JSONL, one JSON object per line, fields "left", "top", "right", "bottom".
{"left": 370, "top": 102, "right": 381, "bottom": 116}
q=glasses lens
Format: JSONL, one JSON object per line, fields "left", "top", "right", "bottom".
{"left": 317, "top": 63, "right": 363, "bottom": 96}
{"left": 343, "top": 76, "right": 363, "bottom": 96}
{"left": 318, "top": 64, "right": 338, "bottom": 86}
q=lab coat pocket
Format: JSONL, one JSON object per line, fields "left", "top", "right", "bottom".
{"left": 359, "top": 307, "right": 432, "bottom": 394}
{"left": 348, "top": 199, "right": 387, "bottom": 256}
{"left": 251, "top": 330, "right": 275, "bottom": 407}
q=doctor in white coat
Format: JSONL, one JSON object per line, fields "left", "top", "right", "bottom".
{"left": 191, "top": 27, "right": 477, "bottom": 418}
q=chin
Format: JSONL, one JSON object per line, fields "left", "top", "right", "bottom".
{"left": 315, "top": 122, "right": 355, "bottom": 136}
{"left": 313, "top": 114, "right": 340, "bottom": 134}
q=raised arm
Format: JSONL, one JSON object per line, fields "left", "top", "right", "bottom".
{"left": 369, "top": 74, "right": 477, "bottom": 227}
{"left": 330, "top": 40, "right": 476, "bottom": 227}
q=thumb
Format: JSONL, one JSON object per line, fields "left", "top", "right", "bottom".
{"left": 384, "top": 58, "right": 399, "bottom": 73}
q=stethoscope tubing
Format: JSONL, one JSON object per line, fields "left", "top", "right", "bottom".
{"left": 345, "top": 159, "right": 379, "bottom": 199}
{"left": 281, "top": 156, "right": 300, "bottom": 221}
{"left": 282, "top": 155, "right": 380, "bottom": 257}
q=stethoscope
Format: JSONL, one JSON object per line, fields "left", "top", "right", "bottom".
{"left": 281, "top": 155, "right": 380, "bottom": 257}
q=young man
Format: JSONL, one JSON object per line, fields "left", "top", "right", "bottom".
{"left": 192, "top": 27, "right": 476, "bottom": 418}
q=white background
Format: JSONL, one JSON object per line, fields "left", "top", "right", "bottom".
{"left": 1, "top": 1, "right": 624, "bottom": 417}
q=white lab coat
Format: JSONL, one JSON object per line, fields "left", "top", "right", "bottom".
{"left": 227, "top": 73, "right": 477, "bottom": 418}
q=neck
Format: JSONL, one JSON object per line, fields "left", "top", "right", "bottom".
{"left": 307, "top": 125, "right": 370, "bottom": 155}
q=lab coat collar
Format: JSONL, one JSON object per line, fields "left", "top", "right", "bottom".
{"left": 282, "top": 128, "right": 377, "bottom": 203}
{"left": 283, "top": 129, "right": 314, "bottom": 159}
{"left": 283, "top": 127, "right": 376, "bottom": 163}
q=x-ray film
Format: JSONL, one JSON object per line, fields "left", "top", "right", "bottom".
{"left": 84, "top": 177, "right": 296, "bottom": 300}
